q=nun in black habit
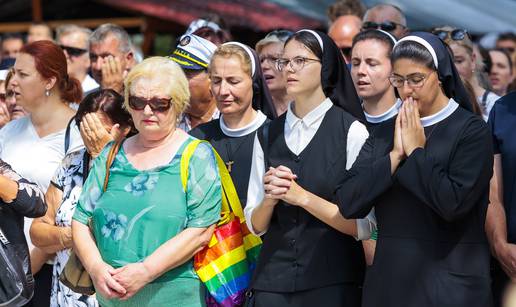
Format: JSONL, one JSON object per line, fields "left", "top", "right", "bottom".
{"left": 190, "top": 42, "right": 276, "bottom": 206}
{"left": 243, "top": 30, "right": 375, "bottom": 307}
{"left": 337, "top": 32, "right": 494, "bottom": 307}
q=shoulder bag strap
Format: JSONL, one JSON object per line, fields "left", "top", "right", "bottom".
{"left": 64, "top": 116, "right": 75, "bottom": 154}
{"left": 102, "top": 140, "right": 123, "bottom": 192}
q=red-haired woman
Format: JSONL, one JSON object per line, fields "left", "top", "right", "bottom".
{"left": 0, "top": 40, "right": 84, "bottom": 306}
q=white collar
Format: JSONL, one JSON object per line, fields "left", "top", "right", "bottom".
{"left": 82, "top": 74, "right": 99, "bottom": 93}
{"left": 219, "top": 110, "right": 267, "bottom": 137}
{"left": 420, "top": 98, "right": 459, "bottom": 127}
{"left": 364, "top": 99, "right": 402, "bottom": 124}
{"left": 286, "top": 97, "right": 333, "bottom": 129}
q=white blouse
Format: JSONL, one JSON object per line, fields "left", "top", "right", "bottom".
{"left": 244, "top": 98, "right": 376, "bottom": 240}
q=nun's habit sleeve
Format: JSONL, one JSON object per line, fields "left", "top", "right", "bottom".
{"left": 336, "top": 134, "right": 394, "bottom": 219}
{"left": 396, "top": 119, "right": 493, "bottom": 222}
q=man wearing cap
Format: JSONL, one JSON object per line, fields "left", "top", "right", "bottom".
{"left": 170, "top": 34, "right": 219, "bottom": 131}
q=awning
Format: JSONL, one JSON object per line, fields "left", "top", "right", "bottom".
{"left": 96, "top": 0, "right": 325, "bottom": 32}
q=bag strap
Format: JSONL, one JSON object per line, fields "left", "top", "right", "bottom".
{"left": 481, "top": 90, "right": 490, "bottom": 107}
{"left": 102, "top": 140, "right": 123, "bottom": 192}
{"left": 180, "top": 140, "right": 246, "bottom": 222}
{"left": 64, "top": 116, "right": 75, "bottom": 154}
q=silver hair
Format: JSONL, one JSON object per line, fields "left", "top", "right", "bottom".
{"left": 89, "top": 23, "right": 132, "bottom": 53}
{"left": 364, "top": 3, "right": 407, "bottom": 27}
{"left": 56, "top": 24, "right": 92, "bottom": 41}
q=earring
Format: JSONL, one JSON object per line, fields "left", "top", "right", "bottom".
{"left": 45, "top": 89, "right": 50, "bottom": 97}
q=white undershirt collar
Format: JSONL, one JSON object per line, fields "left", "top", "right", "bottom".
{"left": 219, "top": 110, "right": 267, "bottom": 137}
{"left": 420, "top": 98, "right": 459, "bottom": 127}
{"left": 364, "top": 99, "right": 402, "bottom": 124}
{"left": 286, "top": 97, "right": 333, "bottom": 129}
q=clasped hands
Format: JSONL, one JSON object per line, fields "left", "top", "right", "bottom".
{"left": 263, "top": 165, "right": 308, "bottom": 207}
{"left": 391, "top": 97, "right": 427, "bottom": 161}
{"left": 90, "top": 260, "right": 153, "bottom": 300}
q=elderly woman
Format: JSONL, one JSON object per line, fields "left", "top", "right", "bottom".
{"left": 72, "top": 57, "right": 222, "bottom": 307}
{"left": 30, "top": 89, "right": 134, "bottom": 306}
{"left": 255, "top": 30, "right": 293, "bottom": 115}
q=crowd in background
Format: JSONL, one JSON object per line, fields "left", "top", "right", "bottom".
{"left": 0, "top": 0, "right": 515, "bottom": 306}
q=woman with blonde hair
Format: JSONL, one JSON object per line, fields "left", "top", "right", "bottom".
{"left": 72, "top": 57, "right": 222, "bottom": 307}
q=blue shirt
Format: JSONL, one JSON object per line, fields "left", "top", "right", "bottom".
{"left": 489, "top": 91, "right": 516, "bottom": 242}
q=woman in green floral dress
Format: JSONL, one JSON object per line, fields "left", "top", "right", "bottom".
{"left": 72, "top": 57, "right": 222, "bottom": 307}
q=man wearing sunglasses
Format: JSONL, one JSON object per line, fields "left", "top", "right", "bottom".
{"left": 328, "top": 15, "right": 362, "bottom": 64}
{"left": 170, "top": 34, "right": 219, "bottom": 131}
{"left": 362, "top": 3, "right": 408, "bottom": 39}
{"left": 56, "top": 24, "right": 99, "bottom": 97}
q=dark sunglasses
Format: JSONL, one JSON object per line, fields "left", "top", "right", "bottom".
{"left": 128, "top": 96, "right": 172, "bottom": 112}
{"left": 59, "top": 45, "right": 88, "bottom": 57}
{"left": 0, "top": 90, "right": 15, "bottom": 101}
{"left": 432, "top": 29, "right": 470, "bottom": 41}
{"left": 362, "top": 21, "right": 405, "bottom": 32}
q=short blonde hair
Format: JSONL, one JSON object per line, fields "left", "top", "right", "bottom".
{"left": 124, "top": 56, "right": 190, "bottom": 115}
{"left": 208, "top": 44, "right": 252, "bottom": 77}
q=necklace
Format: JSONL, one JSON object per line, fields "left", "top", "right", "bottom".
{"left": 224, "top": 134, "right": 253, "bottom": 173}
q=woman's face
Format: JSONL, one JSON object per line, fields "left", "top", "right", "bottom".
{"left": 350, "top": 39, "right": 393, "bottom": 100}
{"left": 282, "top": 39, "right": 322, "bottom": 98}
{"left": 259, "top": 42, "right": 287, "bottom": 92}
{"left": 489, "top": 50, "right": 513, "bottom": 96}
{"left": 11, "top": 53, "right": 51, "bottom": 113}
{"left": 127, "top": 77, "right": 177, "bottom": 141}
{"left": 450, "top": 44, "right": 475, "bottom": 81}
{"left": 392, "top": 58, "right": 441, "bottom": 113}
{"left": 5, "top": 79, "right": 27, "bottom": 119}
{"left": 210, "top": 55, "right": 254, "bottom": 117}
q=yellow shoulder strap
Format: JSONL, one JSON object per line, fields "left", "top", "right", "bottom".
{"left": 180, "top": 139, "right": 246, "bottom": 221}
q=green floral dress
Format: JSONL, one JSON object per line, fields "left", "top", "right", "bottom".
{"left": 73, "top": 137, "right": 221, "bottom": 307}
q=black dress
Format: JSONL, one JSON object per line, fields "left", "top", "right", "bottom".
{"left": 250, "top": 106, "right": 365, "bottom": 307}
{"left": 337, "top": 102, "right": 494, "bottom": 307}
{"left": 189, "top": 115, "right": 268, "bottom": 206}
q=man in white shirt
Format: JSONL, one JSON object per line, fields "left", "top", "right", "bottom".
{"left": 56, "top": 25, "right": 99, "bottom": 96}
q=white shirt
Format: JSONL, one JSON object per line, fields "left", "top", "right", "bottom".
{"left": 364, "top": 99, "right": 402, "bottom": 124}
{"left": 244, "top": 98, "right": 376, "bottom": 240}
{"left": 477, "top": 91, "right": 499, "bottom": 122}
{"left": 220, "top": 110, "right": 267, "bottom": 137}
{"left": 0, "top": 116, "right": 84, "bottom": 252}
{"left": 177, "top": 108, "right": 220, "bottom": 132}
{"left": 81, "top": 74, "right": 99, "bottom": 96}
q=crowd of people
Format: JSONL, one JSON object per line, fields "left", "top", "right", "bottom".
{"left": 0, "top": 1, "right": 515, "bottom": 306}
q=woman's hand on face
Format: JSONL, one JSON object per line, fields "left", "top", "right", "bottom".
{"left": 111, "top": 263, "right": 154, "bottom": 300}
{"left": 80, "top": 113, "right": 120, "bottom": 158}
{"left": 400, "top": 97, "right": 426, "bottom": 156}
{"left": 89, "top": 261, "right": 126, "bottom": 299}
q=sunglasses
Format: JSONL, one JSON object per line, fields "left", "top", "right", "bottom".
{"left": 432, "top": 29, "right": 470, "bottom": 41}
{"left": 362, "top": 21, "right": 405, "bottom": 32}
{"left": 59, "top": 45, "right": 88, "bottom": 57}
{"left": 0, "top": 90, "right": 15, "bottom": 101}
{"left": 128, "top": 96, "right": 172, "bottom": 112}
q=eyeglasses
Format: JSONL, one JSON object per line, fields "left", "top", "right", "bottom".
{"left": 260, "top": 55, "right": 281, "bottom": 66}
{"left": 362, "top": 21, "right": 405, "bottom": 33}
{"left": 128, "top": 96, "right": 172, "bottom": 112}
{"left": 59, "top": 45, "right": 88, "bottom": 57}
{"left": 388, "top": 72, "right": 434, "bottom": 89}
{"left": 276, "top": 56, "right": 321, "bottom": 72}
{"left": 432, "top": 29, "right": 470, "bottom": 41}
{"left": 265, "top": 30, "right": 294, "bottom": 40}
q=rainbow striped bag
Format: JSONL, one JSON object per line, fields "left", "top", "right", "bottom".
{"left": 180, "top": 140, "right": 262, "bottom": 307}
